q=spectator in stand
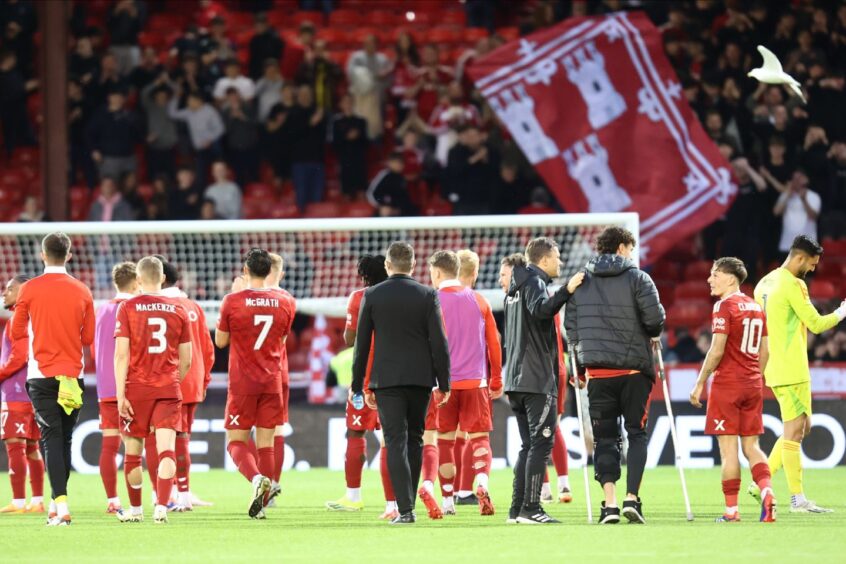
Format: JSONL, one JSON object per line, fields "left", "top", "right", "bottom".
{"left": 89, "top": 53, "right": 127, "bottom": 109}
{"left": 174, "top": 52, "right": 214, "bottom": 101}
{"left": 758, "top": 136, "right": 793, "bottom": 262}
{"left": 204, "top": 161, "right": 242, "bottom": 220}
{"left": 0, "top": 0, "right": 36, "bottom": 76}
{"left": 722, "top": 155, "right": 767, "bottom": 278}
{"left": 492, "top": 161, "right": 529, "bottom": 214}
{"left": 140, "top": 75, "right": 178, "bottom": 182}
{"left": 107, "top": 0, "right": 147, "bottom": 76}
{"left": 346, "top": 34, "right": 391, "bottom": 140}
{"left": 254, "top": 58, "right": 283, "bottom": 122}
{"left": 169, "top": 166, "right": 202, "bottom": 220}
{"left": 144, "top": 174, "right": 170, "bottom": 221}
{"left": 128, "top": 46, "right": 163, "bottom": 93}
{"left": 0, "top": 49, "right": 35, "bottom": 157}
{"left": 444, "top": 125, "right": 498, "bottom": 215}
{"left": 68, "top": 77, "right": 98, "bottom": 188}
{"left": 455, "top": 37, "right": 491, "bottom": 95}
{"left": 221, "top": 87, "right": 259, "bottom": 186}
{"left": 88, "top": 177, "right": 136, "bottom": 222}
{"left": 248, "top": 13, "right": 283, "bottom": 81}
{"left": 213, "top": 59, "right": 255, "bottom": 103}
{"left": 518, "top": 187, "right": 557, "bottom": 215}
{"left": 168, "top": 89, "right": 225, "bottom": 187}
{"left": 399, "top": 130, "right": 424, "bottom": 206}
{"left": 170, "top": 25, "right": 203, "bottom": 63}
{"left": 17, "top": 196, "right": 46, "bottom": 222}
{"left": 289, "top": 85, "right": 326, "bottom": 212}
{"left": 774, "top": 169, "right": 821, "bottom": 255}
{"left": 428, "top": 82, "right": 481, "bottom": 166}
{"left": 823, "top": 141, "right": 846, "bottom": 238}
{"left": 69, "top": 35, "right": 99, "bottom": 87}
{"left": 280, "top": 21, "right": 315, "bottom": 80}
{"left": 366, "top": 152, "right": 416, "bottom": 217}
{"left": 295, "top": 39, "right": 341, "bottom": 112}
{"left": 199, "top": 198, "right": 221, "bottom": 220}
{"left": 85, "top": 86, "right": 142, "bottom": 182}
{"left": 119, "top": 171, "right": 147, "bottom": 220}
{"left": 200, "top": 16, "right": 236, "bottom": 78}
{"left": 195, "top": 0, "right": 227, "bottom": 29}
{"left": 388, "top": 31, "right": 420, "bottom": 125}
{"left": 407, "top": 44, "right": 454, "bottom": 125}
{"left": 331, "top": 93, "right": 369, "bottom": 199}
{"left": 264, "top": 83, "right": 296, "bottom": 184}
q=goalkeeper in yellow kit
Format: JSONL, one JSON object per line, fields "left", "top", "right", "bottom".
{"left": 753, "top": 235, "right": 846, "bottom": 513}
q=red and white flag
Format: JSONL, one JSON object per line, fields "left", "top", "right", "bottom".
{"left": 467, "top": 11, "right": 736, "bottom": 264}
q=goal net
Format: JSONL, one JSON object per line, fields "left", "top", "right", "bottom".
{"left": 0, "top": 213, "right": 638, "bottom": 324}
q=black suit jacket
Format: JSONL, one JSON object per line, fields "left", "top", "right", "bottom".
{"left": 351, "top": 274, "right": 450, "bottom": 393}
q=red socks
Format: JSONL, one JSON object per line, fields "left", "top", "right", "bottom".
{"left": 144, "top": 434, "right": 158, "bottom": 492}
{"left": 722, "top": 478, "right": 741, "bottom": 508}
{"left": 751, "top": 462, "right": 773, "bottom": 491}
{"left": 422, "top": 444, "right": 438, "bottom": 484}
{"left": 344, "top": 436, "right": 366, "bottom": 488}
{"left": 273, "top": 435, "right": 285, "bottom": 482}
{"left": 175, "top": 435, "right": 190, "bottom": 493}
{"left": 99, "top": 435, "right": 121, "bottom": 499}
{"left": 453, "top": 436, "right": 465, "bottom": 491}
{"left": 460, "top": 439, "right": 474, "bottom": 492}
{"left": 26, "top": 452, "right": 44, "bottom": 498}
{"left": 379, "top": 447, "right": 395, "bottom": 501}
{"left": 437, "top": 439, "right": 455, "bottom": 498}
{"left": 552, "top": 426, "right": 569, "bottom": 476}
{"left": 6, "top": 442, "right": 27, "bottom": 499}
{"left": 227, "top": 440, "right": 261, "bottom": 482}
{"left": 124, "top": 453, "right": 143, "bottom": 507}
{"left": 469, "top": 436, "right": 492, "bottom": 484}
{"left": 156, "top": 450, "right": 175, "bottom": 507}
{"left": 257, "top": 447, "right": 275, "bottom": 480}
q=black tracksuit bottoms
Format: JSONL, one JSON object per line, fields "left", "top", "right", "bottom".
{"left": 507, "top": 391, "right": 558, "bottom": 513}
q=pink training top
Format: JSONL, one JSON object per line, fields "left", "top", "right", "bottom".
{"left": 438, "top": 282, "right": 493, "bottom": 386}
{"left": 93, "top": 294, "right": 132, "bottom": 401}
{"left": 0, "top": 322, "right": 29, "bottom": 403}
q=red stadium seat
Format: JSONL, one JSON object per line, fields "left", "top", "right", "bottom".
{"left": 342, "top": 202, "right": 375, "bottom": 218}
{"left": 291, "top": 11, "right": 324, "bottom": 28}
{"left": 464, "top": 28, "right": 489, "bottom": 42}
{"left": 649, "top": 261, "right": 681, "bottom": 282}
{"left": 682, "top": 260, "right": 713, "bottom": 282}
{"left": 674, "top": 280, "right": 711, "bottom": 301}
{"left": 822, "top": 238, "right": 846, "bottom": 258}
{"left": 303, "top": 202, "right": 341, "bottom": 218}
{"left": 809, "top": 279, "right": 838, "bottom": 300}
{"left": 244, "top": 183, "right": 273, "bottom": 200}
{"left": 428, "top": 27, "right": 461, "bottom": 46}
{"left": 440, "top": 11, "right": 467, "bottom": 27}
{"left": 424, "top": 197, "right": 453, "bottom": 216}
{"left": 496, "top": 26, "right": 520, "bottom": 41}
{"left": 667, "top": 300, "right": 711, "bottom": 330}
{"left": 11, "top": 147, "right": 38, "bottom": 167}
{"left": 328, "top": 9, "right": 361, "bottom": 27}
{"left": 318, "top": 28, "right": 350, "bottom": 47}
{"left": 369, "top": 11, "right": 401, "bottom": 27}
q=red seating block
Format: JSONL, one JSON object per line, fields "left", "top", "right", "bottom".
{"left": 674, "top": 280, "right": 711, "bottom": 301}
{"left": 303, "top": 202, "right": 341, "bottom": 218}
{"left": 328, "top": 9, "right": 361, "bottom": 27}
{"left": 291, "top": 11, "right": 324, "bottom": 28}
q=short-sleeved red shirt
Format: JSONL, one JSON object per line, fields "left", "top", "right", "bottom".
{"left": 115, "top": 294, "right": 191, "bottom": 400}
{"left": 218, "top": 288, "right": 296, "bottom": 395}
{"left": 346, "top": 288, "right": 375, "bottom": 390}
{"left": 711, "top": 292, "right": 767, "bottom": 388}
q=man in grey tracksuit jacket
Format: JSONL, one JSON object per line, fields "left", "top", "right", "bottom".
{"left": 503, "top": 237, "right": 584, "bottom": 524}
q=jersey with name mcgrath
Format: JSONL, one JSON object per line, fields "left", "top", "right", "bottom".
{"left": 218, "top": 288, "right": 296, "bottom": 395}
{"left": 711, "top": 292, "right": 767, "bottom": 388}
{"left": 115, "top": 294, "right": 191, "bottom": 399}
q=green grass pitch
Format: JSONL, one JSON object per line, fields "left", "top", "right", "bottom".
{"left": 0, "top": 467, "right": 843, "bottom": 563}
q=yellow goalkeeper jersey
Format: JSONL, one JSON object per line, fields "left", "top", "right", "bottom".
{"left": 754, "top": 267, "right": 840, "bottom": 387}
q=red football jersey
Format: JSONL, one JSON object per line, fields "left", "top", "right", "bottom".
{"left": 711, "top": 292, "right": 767, "bottom": 388}
{"left": 276, "top": 288, "right": 296, "bottom": 384}
{"left": 218, "top": 288, "right": 295, "bottom": 395}
{"left": 115, "top": 294, "right": 191, "bottom": 400}
{"left": 346, "top": 288, "right": 376, "bottom": 390}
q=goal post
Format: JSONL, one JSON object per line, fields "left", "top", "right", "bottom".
{"left": 0, "top": 213, "right": 639, "bottom": 324}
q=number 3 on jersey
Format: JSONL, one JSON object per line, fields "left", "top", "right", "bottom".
{"left": 148, "top": 317, "right": 167, "bottom": 354}
{"left": 254, "top": 315, "right": 273, "bottom": 350}
{"left": 741, "top": 318, "right": 763, "bottom": 354}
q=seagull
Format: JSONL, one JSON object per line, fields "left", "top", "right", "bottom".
{"left": 748, "top": 45, "right": 806, "bottom": 103}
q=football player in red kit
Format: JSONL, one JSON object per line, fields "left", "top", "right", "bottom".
{"left": 216, "top": 249, "right": 295, "bottom": 519}
{"left": 690, "top": 257, "right": 776, "bottom": 523}
{"left": 115, "top": 257, "right": 192, "bottom": 525}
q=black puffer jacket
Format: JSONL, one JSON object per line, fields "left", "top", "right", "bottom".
{"left": 503, "top": 264, "right": 573, "bottom": 395}
{"left": 563, "top": 254, "right": 665, "bottom": 379}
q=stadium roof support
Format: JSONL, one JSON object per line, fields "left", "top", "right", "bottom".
{"left": 40, "top": 0, "right": 69, "bottom": 221}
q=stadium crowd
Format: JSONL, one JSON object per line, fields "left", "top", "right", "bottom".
{"left": 2, "top": 0, "right": 846, "bottom": 362}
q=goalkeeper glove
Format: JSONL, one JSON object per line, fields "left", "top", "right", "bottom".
{"left": 56, "top": 375, "right": 83, "bottom": 415}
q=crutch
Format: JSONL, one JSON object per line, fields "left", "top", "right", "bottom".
{"left": 654, "top": 341, "right": 694, "bottom": 521}
{"left": 567, "top": 343, "right": 593, "bottom": 523}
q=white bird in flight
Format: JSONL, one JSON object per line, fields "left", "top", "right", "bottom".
{"left": 748, "top": 45, "right": 806, "bottom": 103}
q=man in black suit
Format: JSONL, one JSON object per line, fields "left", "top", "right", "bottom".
{"left": 351, "top": 241, "right": 451, "bottom": 524}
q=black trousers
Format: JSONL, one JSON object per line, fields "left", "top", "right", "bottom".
{"left": 507, "top": 391, "right": 557, "bottom": 513}
{"left": 26, "top": 378, "right": 83, "bottom": 499}
{"left": 587, "top": 373, "right": 652, "bottom": 496}
{"left": 374, "top": 386, "right": 431, "bottom": 515}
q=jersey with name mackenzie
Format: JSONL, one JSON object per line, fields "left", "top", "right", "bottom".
{"left": 218, "top": 288, "right": 296, "bottom": 395}
{"left": 115, "top": 294, "right": 191, "bottom": 400}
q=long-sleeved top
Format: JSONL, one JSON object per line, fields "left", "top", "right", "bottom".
{"left": 204, "top": 181, "right": 242, "bottom": 219}
{"left": 0, "top": 316, "right": 29, "bottom": 404}
{"left": 141, "top": 82, "right": 178, "bottom": 150}
{"left": 168, "top": 98, "right": 225, "bottom": 150}
{"left": 12, "top": 266, "right": 96, "bottom": 379}
{"left": 351, "top": 274, "right": 450, "bottom": 393}
{"left": 254, "top": 76, "right": 283, "bottom": 121}
{"left": 222, "top": 105, "right": 259, "bottom": 151}
{"left": 93, "top": 293, "right": 133, "bottom": 401}
{"left": 366, "top": 168, "right": 414, "bottom": 215}
{"left": 248, "top": 31, "right": 284, "bottom": 80}
{"left": 85, "top": 107, "right": 142, "bottom": 158}
{"left": 107, "top": 1, "right": 146, "bottom": 46}
{"left": 444, "top": 143, "right": 499, "bottom": 207}
{"left": 288, "top": 105, "right": 325, "bottom": 163}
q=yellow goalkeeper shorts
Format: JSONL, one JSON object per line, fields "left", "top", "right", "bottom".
{"left": 771, "top": 382, "right": 812, "bottom": 422}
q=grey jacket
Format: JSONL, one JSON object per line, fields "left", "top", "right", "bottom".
{"left": 503, "top": 264, "right": 573, "bottom": 395}
{"left": 563, "top": 254, "right": 665, "bottom": 379}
